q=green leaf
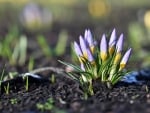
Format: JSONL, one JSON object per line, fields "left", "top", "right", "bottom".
{"left": 54, "top": 30, "right": 68, "bottom": 55}
{"left": 58, "top": 60, "right": 82, "bottom": 72}
{"left": 37, "top": 35, "right": 52, "bottom": 57}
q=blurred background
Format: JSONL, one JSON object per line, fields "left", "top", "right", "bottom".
{"left": 0, "top": 0, "right": 150, "bottom": 72}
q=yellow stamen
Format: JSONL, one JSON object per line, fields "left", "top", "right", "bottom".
{"left": 100, "top": 52, "right": 107, "bottom": 61}
{"left": 114, "top": 53, "right": 121, "bottom": 64}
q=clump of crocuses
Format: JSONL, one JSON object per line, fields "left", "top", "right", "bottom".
{"left": 60, "top": 29, "right": 132, "bottom": 96}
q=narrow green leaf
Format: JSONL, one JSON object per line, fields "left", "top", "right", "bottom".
{"left": 55, "top": 30, "right": 68, "bottom": 55}
{"left": 58, "top": 60, "right": 82, "bottom": 72}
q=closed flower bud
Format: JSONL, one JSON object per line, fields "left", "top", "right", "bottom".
{"left": 84, "top": 29, "right": 95, "bottom": 53}
{"left": 79, "top": 36, "right": 88, "bottom": 59}
{"left": 100, "top": 34, "right": 107, "bottom": 61}
{"left": 116, "top": 34, "right": 124, "bottom": 53}
{"left": 109, "top": 29, "right": 116, "bottom": 55}
{"left": 119, "top": 48, "right": 132, "bottom": 71}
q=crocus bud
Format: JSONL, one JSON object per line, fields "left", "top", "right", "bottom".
{"left": 109, "top": 29, "right": 116, "bottom": 55}
{"left": 74, "top": 42, "right": 82, "bottom": 57}
{"left": 74, "top": 42, "right": 83, "bottom": 63}
{"left": 116, "top": 34, "right": 124, "bottom": 53}
{"left": 114, "top": 34, "right": 124, "bottom": 64}
{"left": 84, "top": 29, "right": 95, "bottom": 53}
{"left": 119, "top": 48, "right": 132, "bottom": 71}
{"left": 87, "top": 49, "right": 95, "bottom": 64}
{"left": 100, "top": 34, "right": 107, "bottom": 61}
{"left": 79, "top": 36, "right": 88, "bottom": 59}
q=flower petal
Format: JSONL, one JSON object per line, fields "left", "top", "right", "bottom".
{"left": 109, "top": 28, "right": 116, "bottom": 47}
{"left": 84, "top": 29, "right": 95, "bottom": 53}
{"left": 79, "top": 35, "right": 88, "bottom": 58}
{"left": 85, "top": 29, "right": 93, "bottom": 46}
{"left": 74, "top": 42, "right": 82, "bottom": 57}
{"left": 100, "top": 34, "right": 107, "bottom": 61}
{"left": 87, "top": 49, "right": 94, "bottom": 62}
{"left": 116, "top": 34, "right": 124, "bottom": 53}
{"left": 120, "top": 48, "right": 132, "bottom": 70}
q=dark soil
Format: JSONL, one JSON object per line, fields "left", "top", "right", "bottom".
{"left": 0, "top": 72, "right": 150, "bottom": 113}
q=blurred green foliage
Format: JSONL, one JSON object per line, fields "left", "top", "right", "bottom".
{"left": 37, "top": 30, "right": 68, "bottom": 58}
{"left": 128, "top": 22, "right": 150, "bottom": 67}
{"left": 0, "top": 26, "right": 27, "bottom": 66}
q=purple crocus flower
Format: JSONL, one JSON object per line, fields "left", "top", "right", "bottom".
{"left": 113, "top": 34, "right": 124, "bottom": 64}
{"left": 74, "top": 34, "right": 95, "bottom": 65}
{"left": 109, "top": 29, "right": 116, "bottom": 47}
{"left": 116, "top": 34, "right": 124, "bottom": 53}
{"left": 74, "top": 41, "right": 83, "bottom": 63}
{"left": 87, "top": 49, "right": 94, "bottom": 63}
{"left": 109, "top": 29, "right": 116, "bottom": 54}
{"left": 100, "top": 34, "right": 107, "bottom": 61}
{"left": 74, "top": 41, "right": 82, "bottom": 57}
{"left": 84, "top": 29, "right": 95, "bottom": 53}
{"left": 79, "top": 35, "right": 88, "bottom": 59}
{"left": 119, "top": 48, "right": 132, "bottom": 70}
{"left": 84, "top": 29, "right": 93, "bottom": 46}
{"left": 74, "top": 41, "right": 86, "bottom": 71}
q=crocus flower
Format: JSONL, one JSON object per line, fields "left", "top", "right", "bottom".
{"left": 74, "top": 42, "right": 82, "bottom": 57}
{"left": 87, "top": 49, "right": 94, "bottom": 64}
{"left": 74, "top": 42, "right": 83, "bottom": 63}
{"left": 119, "top": 48, "right": 132, "bottom": 71}
{"left": 74, "top": 35, "right": 95, "bottom": 64}
{"left": 84, "top": 29, "right": 95, "bottom": 53}
{"left": 114, "top": 34, "right": 124, "bottom": 64}
{"left": 116, "top": 34, "right": 124, "bottom": 53}
{"left": 79, "top": 36, "right": 88, "bottom": 59}
{"left": 100, "top": 34, "right": 107, "bottom": 61}
{"left": 109, "top": 29, "right": 116, "bottom": 55}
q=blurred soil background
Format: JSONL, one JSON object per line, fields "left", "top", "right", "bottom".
{"left": 0, "top": 0, "right": 150, "bottom": 72}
